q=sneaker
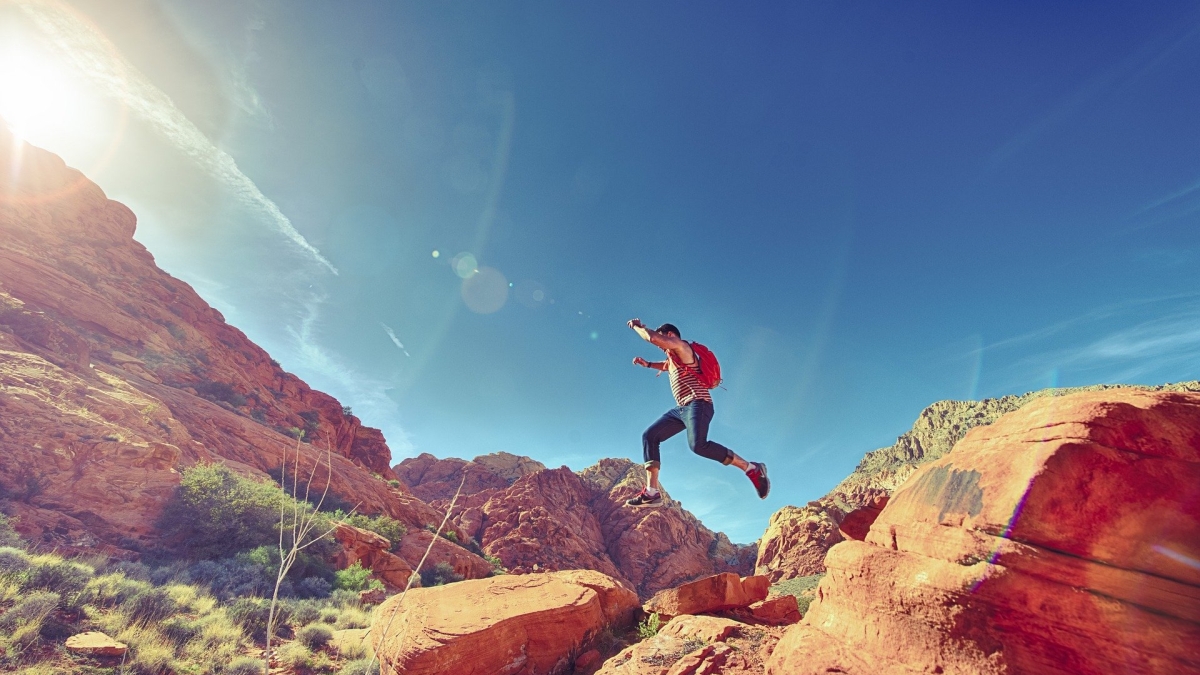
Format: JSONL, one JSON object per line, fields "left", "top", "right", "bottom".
{"left": 625, "top": 489, "right": 663, "bottom": 507}
{"left": 746, "top": 462, "right": 770, "bottom": 499}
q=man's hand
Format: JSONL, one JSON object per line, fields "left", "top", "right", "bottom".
{"left": 627, "top": 318, "right": 645, "bottom": 330}
{"left": 633, "top": 356, "right": 650, "bottom": 368}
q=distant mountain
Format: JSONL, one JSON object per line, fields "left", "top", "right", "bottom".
{"left": 755, "top": 380, "right": 1200, "bottom": 581}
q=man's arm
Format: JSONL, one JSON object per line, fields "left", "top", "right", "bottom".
{"left": 633, "top": 356, "right": 668, "bottom": 371}
{"left": 627, "top": 318, "right": 684, "bottom": 350}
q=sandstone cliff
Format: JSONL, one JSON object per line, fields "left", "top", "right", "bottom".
{"left": 756, "top": 380, "right": 1200, "bottom": 581}
{"left": 0, "top": 128, "right": 446, "bottom": 555}
{"left": 396, "top": 454, "right": 757, "bottom": 597}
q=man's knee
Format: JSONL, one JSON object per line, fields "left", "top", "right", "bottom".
{"left": 644, "top": 460, "right": 660, "bottom": 470}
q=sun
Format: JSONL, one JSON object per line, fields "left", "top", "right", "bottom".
{"left": 0, "top": 32, "right": 90, "bottom": 142}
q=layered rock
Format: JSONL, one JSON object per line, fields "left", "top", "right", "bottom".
{"left": 756, "top": 380, "right": 1200, "bottom": 581}
{"left": 766, "top": 388, "right": 1200, "bottom": 675}
{"left": 0, "top": 129, "right": 446, "bottom": 556}
{"left": 394, "top": 451, "right": 546, "bottom": 503}
{"left": 370, "top": 569, "right": 640, "bottom": 675}
{"left": 643, "top": 573, "right": 769, "bottom": 622}
{"left": 421, "top": 457, "right": 756, "bottom": 598}
{"left": 597, "top": 612, "right": 786, "bottom": 675}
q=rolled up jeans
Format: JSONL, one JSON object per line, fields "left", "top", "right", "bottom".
{"left": 642, "top": 399, "right": 733, "bottom": 469}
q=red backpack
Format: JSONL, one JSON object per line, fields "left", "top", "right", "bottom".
{"left": 687, "top": 341, "right": 722, "bottom": 389}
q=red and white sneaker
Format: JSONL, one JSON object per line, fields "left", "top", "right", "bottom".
{"left": 625, "top": 489, "right": 663, "bottom": 507}
{"left": 746, "top": 462, "right": 770, "bottom": 499}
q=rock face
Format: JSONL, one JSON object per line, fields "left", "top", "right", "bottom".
{"left": 598, "top": 614, "right": 785, "bottom": 675}
{"left": 766, "top": 388, "right": 1200, "bottom": 675}
{"left": 411, "top": 457, "right": 756, "bottom": 598}
{"left": 0, "top": 129, "right": 450, "bottom": 557}
{"left": 394, "top": 452, "right": 547, "bottom": 503}
{"left": 370, "top": 569, "right": 640, "bottom": 675}
{"left": 756, "top": 381, "right": 1200, "bottom": 581}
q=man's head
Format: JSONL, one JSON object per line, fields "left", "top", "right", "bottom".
{"left": 656, "top": 323, "right": 681, "bottom": 338}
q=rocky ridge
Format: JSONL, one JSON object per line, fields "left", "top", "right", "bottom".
{"left": 396, "top": 454, "right": 757, "bottom": 598}
{"left": 755, "top": 380, "right": 1200, "bottom": 581}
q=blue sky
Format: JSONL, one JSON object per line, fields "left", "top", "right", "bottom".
{"left": 3, "top": 1, "right": 1198, "bottom": 542}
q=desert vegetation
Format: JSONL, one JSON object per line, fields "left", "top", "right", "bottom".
{"left": 0, "top": 468, "right": 397, "bottom": 673}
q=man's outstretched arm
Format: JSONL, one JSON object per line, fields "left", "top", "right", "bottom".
{"left": 633, "top": 356, "right": 668, "bottom": 371}
{"left": 627, "top": 318, "right": 684, "bottom": 350}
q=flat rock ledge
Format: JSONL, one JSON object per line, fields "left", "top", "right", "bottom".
{"left": 65, "top": 631, "right": 128, "bottom": 657}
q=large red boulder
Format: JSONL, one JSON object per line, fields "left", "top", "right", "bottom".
{"left": 369, "top": 569, "right": 639, "bottom": 675}
{"left": 643, "top": 572, "right": 770, "bottom": 621}
{"left": 767, "top": 389, "right": 1200, "bottom": 675}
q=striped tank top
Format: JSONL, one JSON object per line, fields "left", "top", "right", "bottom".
{"left": 668, "top": 352, "right": 713, "bottom": 406}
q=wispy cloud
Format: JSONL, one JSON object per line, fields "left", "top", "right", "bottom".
{"left": 380, "top": 322, "right": 411, "bottom": 357}
{"left": 287, "top": 296, "right": 412, "bottom": 454}
{"left": 16, "top": 0, "right": 334, "bottom": 273}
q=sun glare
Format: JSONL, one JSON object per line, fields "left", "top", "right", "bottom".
{"left": 0, "top": 34, "right": 90, "bottom": 142}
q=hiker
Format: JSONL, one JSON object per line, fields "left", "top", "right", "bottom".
{"left": 624, "top": 318, "right": 770, "bottom": 507}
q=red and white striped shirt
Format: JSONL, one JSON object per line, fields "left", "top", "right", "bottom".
{"left": 668, "top": 353, "right": 713, "bottom": 405}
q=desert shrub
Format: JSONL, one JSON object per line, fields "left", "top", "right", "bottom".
{"left": 637, "top": 612, "right": 662, "bottom": 640}
{"left": 386, "top": 479, "right": 400, "bottom": 488}
{"left": 118, "top": 625, "right": 174, "bottom": 675}
{"left": 319, "top": 607, "right": 340, "bottom": 624}
{"left": 0, "top": 513, "right": 21, "bottom": 547}
{"left": 339, "top": 658, "right": 381, "bottom": 675}
{"left": 225, "top": 657, "right": 266, "bottom": 675}
{"left": 105, "top": 559, "right": 153, "bottom": 581}
{"left": 0, "top": 589, "right": 59, "bottom": 632}
{"left": 180, "top": 612, "right": 246, "bottom": 665}
{"left": 84, "top": 572, "right": 150, "bottom": 608}
{"left": 333, "top": 561, "right": 378, "bottom": 592}
{"left": 195, "top": 380, "right": 247, "bottom": 407}
{"left": 158, "top": 464, "right": 286, "bottom": 559}
{"left": 288, "top": 599, "right": 322, "bottom": 626}
{"left": 276, "top": 641, "right": 314, "bottom": 669}
{"left": 419, "top": 561, "right": 463, "bottom": 588}
{"left": 332, "top": 512, "right": 407, "bottom": 549}
{"left": 228, "top": 597, "right": 291, "bottom": 642}
{"left": 159, "top": 615, "right": 200, "bottom": 647}
{"left": 297, "top": 575, "right": 333, "bottom": 599}
{"left": 0, "top": 545, "right": 31, "bottom": 573}
{"left": 297, "top": 622, "right": 334, "bottom": 649}
{"left": 20, "top": 556, "right": 92, "bottom": 596}
{"left": 122, "top": 587, "right": 179, "bottom": 625}
{"left": 334, "top": 606, "right": 372, "bottom": 630}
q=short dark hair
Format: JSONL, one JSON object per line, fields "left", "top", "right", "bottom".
{"left": 656, "top": 323, "right": 680, "bottom": 337}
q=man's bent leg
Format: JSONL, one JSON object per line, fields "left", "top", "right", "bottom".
{"left": 682, "top": 401, "right": 735, "bottom": 464}
{"left": 642, "top": 410, "right": 685, "bottom": 490}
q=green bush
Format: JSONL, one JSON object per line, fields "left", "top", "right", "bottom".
{"left": 0, "top": 590, "right": 58, "bottom": 633}
{"left": 0, "top": 545, "right": 31, "bottom": 573}
{"left": 20, "top": 557, "right": 92, "bottom": 596}
{"left": 288, "top": 599, "right": 322, "bottom": 626}
{"left": 159, "top": 615, "right": 200, "bottom": 647}
{"left": 122, "top": 587, "right": 179, "bottom": 625}
{"left": 0, "top": 513, "right": 21, "bottom": 547}
{"left": 228, "top": 597, "right": 291, "bottom": 642}
{"left": 332, "top": 512, "right": 407, "bottom": 550}
{"left": 276, "top": 641, "right": 313, "bottom": 669}
{"left": 637, "top": 612, "right": 662, "bottom": 640}
{"left": 333, "top": 561, "right": 380, "bottom": 593}
{"left": 296, "top": 622, "right": 334, "bottom": 650}
{"left": 419, "top": 562, "right": 463, "bottom": 588}
{"left": 339, "top": 658, "right": 381, "bottom": 675}
{"left": 225, "top": 657, "right": 267, "bottom": 675}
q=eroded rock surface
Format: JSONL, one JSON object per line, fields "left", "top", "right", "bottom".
{"left": 756, "top": 381, "right": 1200, "bottom": 581}
{"left": 767, "top": 388, "right": 1200, "bottom": 675}
{"left": 644, "top": 573, "right": 770, "bottom": 622}
{"left": 370, "top": 569, "right": 639, "bottom": 675}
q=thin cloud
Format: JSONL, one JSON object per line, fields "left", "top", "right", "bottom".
{"left": 287, "top": 296, "right": 413, "bottom": 454}
{"left": 380, "top": 322, "right": 411, "bottom": 357}
{"left": 17, "top": 0, "right": 334, "bottom": 273}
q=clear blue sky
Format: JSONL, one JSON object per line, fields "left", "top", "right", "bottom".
{"left": 4, "top": 1, "right": 1198, "bottom": 542}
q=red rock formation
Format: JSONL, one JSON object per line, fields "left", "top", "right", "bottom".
{"left": 643, "top": 573, "right": 770, "bottom": 621}
{"left": 394, "top": 451, "right": 546, "bottom": 503}
{"left": 766, "top": 389, "right": 1200, "bottom": 675}
{"left": 756, "top": 381, "right": 1200, "bottom": 582}
{"left": 0, "top": 128, "right": 445, "bottom": 556}
{"left": 598, "top": 613, "right": 785, "bottom": 675}
{"left": 370, "top": 569, "right": 640, "bottom": 675}
{"left": 435, "top": 458, "right": 756, "bottom": 598}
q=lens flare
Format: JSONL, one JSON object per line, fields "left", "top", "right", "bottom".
{"left": 461, "top": 266, "right": 508, "bottom": 314}
{"left": 450, "top": 251, "right": 478, "bottom": 279}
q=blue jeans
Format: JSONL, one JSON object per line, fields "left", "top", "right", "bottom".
{"left": 642, "top": 400, "right": 733, "bottom": 468}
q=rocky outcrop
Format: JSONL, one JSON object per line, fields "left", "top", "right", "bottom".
{"left": 393, "top": 529, "right": 494, "bottom": 581}
{"left": 0, "top": 129, "right": 446, "bottom": 557}
{"left": 766, "top": 388, "right": 1200, "bottom": 675}
{"left": 370, "top": 569, "right": 640, "bottom": 675}
{"left": 643, "top": 573, "right": 770, "bottom": 622}
{"left": 64, "top": 631, "right": 127, "bottom": 657}
{"left": 394, "top": 452, "right": 546, "bottom": 503}
{"left": 436, "top": 458, "right": 756, "bottom": 598}
{"left": 756, "top": 381, "right": 1200, "bottom": 581}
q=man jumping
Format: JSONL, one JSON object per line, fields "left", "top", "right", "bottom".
{"left": 625, "top": 318, "right": 770, "bottom": 507}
